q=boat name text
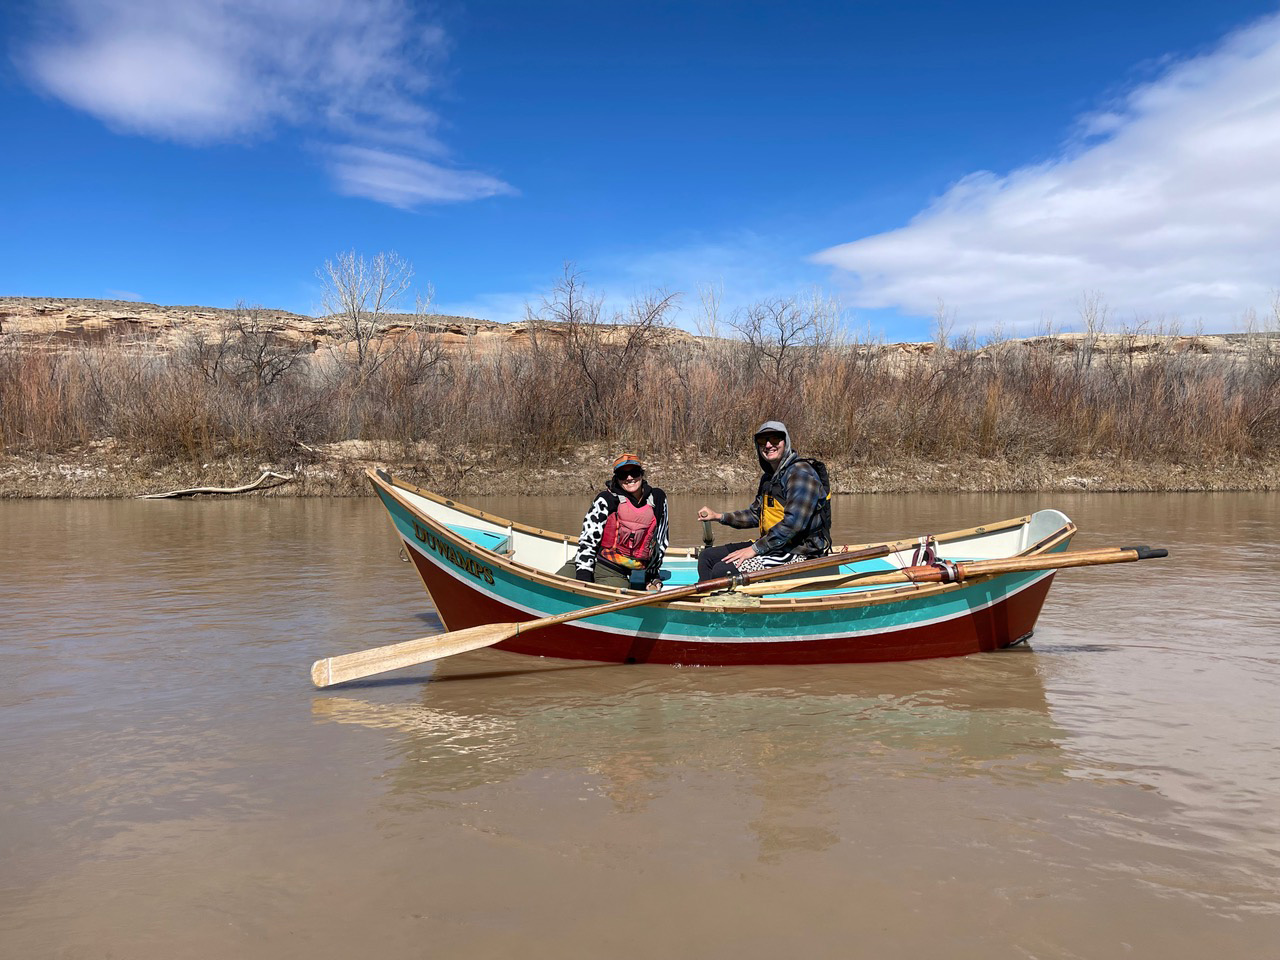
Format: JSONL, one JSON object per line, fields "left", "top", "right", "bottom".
{"left": 414, "top": 523, "right": 496, "bottom": 584}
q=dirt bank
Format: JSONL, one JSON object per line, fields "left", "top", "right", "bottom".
{"left": 2, "top": 439, "right": 1276, "bottom": 499}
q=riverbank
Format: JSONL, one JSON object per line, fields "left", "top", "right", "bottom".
{"left": 2, "top": 439, "right": 1276, "bottom": 498}
{"left": 5, "top": 296, "right": 1278, "bottom": 498}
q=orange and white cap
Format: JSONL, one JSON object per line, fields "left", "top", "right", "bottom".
{"left": 612, "top": 453, "right": 643, "bottom": 474}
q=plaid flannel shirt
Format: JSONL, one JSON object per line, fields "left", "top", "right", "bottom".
{"left": 720, "top": 457, "right": 825, "bottom": 556}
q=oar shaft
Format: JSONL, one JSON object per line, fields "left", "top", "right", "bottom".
{"left": 955, "top": 545, "right": 1167, "bottom": 580}
{"left": 745, "top": 545, "right": 1167, "bottom": 595}
{"left": 311, "top": 543, "right": 894, "bottom": 686}
{"left": 513, "top": 541, "right": 894, "bottom": 631}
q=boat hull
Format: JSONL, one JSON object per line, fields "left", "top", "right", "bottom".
{"left": 403, "top": 543, "right": 1055, "bottom": 664}
{"left": 367, "top": 466, "right": 1074, "bottom": 666}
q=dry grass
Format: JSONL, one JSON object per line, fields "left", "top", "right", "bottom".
{"left": 2, "top": 313, "right": 1279, "bottom": 496}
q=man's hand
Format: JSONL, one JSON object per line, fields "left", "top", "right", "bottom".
{"left": 697, "top": 506, "right": 722, "bottom": 522}
{"left": 724, "top": 546, "right": 757, "bottom": 568}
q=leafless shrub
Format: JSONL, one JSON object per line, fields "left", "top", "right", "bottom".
{"left": 180, "top": 303, "right": 309, "bottom": 394}
{"left": 317, "top": 250, "right": 414, "bottom": 370}
{"left": 4, "top": 275, "right": 1280, "bottom": 475}
{"left": 731, "top": 295, "right": 835, "bottom": 384}
{"left": 530, "top": 266, "right": 678, "bottom": 438}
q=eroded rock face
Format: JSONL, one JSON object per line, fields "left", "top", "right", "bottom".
{"left": 0, "top": 297, "right": 330, "bottom": 349}
{"left": 0, "top": 296, "right": 721, "bottom": 361}
{"left": 0, "top": 295, "right": 1269, "bottom": 361}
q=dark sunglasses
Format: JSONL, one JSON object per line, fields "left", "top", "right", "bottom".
{"left": 617, "top": 469, "right": 644, "bottom": 481}
{"left": 756, "top": 433, "right": 785, "bottom": 446}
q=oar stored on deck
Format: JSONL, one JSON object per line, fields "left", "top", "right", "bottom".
{"left": 311, "top": 542, "right": 895, "bottom": 687}
{"left": 738, "top": 545, "right": 1169, "bottom": 596}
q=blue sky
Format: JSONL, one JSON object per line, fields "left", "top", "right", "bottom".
{"left": 3, "top": 1, "right": 1279, "bottom": 341}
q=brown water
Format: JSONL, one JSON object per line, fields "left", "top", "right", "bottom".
{"left": 1, "top": 492, "right": 1277, "bottom": 959}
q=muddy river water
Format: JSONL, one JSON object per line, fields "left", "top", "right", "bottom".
{"left": 1, "top": 491, "right": 1277, "bottom": 958}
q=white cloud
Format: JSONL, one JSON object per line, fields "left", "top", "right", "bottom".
{"left": 18, "top": 0, "right": 512, "bottom": 206}
{"left": 814, "top": 12, "right": 1280, "bottom": 331}
{"left": 328, "top": 147, "right": 516, "bottom": 208}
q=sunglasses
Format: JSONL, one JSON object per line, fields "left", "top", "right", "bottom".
{"left": 756, "top": 434, "right": 785, "bottom": 446}
{"left": 617, "top": 469, "right": 644, "bottom": 481}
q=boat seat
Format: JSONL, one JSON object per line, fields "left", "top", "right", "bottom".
{"left": 447, "top": 524, "right": 512, "bottom": 555}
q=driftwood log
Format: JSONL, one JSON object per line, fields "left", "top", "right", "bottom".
{"left": 140, "top": 471, "right": 294, "bottom": 499}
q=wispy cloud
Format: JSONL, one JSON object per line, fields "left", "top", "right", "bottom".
{"left": 17, "top": 0, "right": 512, "bottom": 206}
{"left": 814, "top": 12, "right": 1280, "bottom": 331}
{"left": 328, "top": 146, "right": 515, "bottom": 209}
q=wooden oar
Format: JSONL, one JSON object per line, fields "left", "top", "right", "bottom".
{"left": 738, "top": 545, "right": 1168, "bottom": 597}
{"left": 740, "top": 545, "right": 1143, "bottom": 595}
{"left": 310, "top": 542, "right": 895, "bottom": 687}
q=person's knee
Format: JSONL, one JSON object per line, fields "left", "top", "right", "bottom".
{"left": 697, "top": 543, "right": 731, "bottom": 580}
{"left": 699, "top": 542, "right": 752, "bottom": 581}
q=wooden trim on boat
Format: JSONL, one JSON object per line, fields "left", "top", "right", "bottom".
{"left": 369, "top": 468, "right": 1073, "bottom": 616}
{"left": 371, "top": 468, "right": 585, "bottom": 544}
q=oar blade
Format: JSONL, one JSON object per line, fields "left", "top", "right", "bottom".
{"left": 311, "top": 622, "right": 521, "bottom": 688}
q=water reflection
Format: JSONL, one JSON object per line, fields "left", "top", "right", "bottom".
{"left": 314, "top": 647, "right": 1067, "bottom": 859}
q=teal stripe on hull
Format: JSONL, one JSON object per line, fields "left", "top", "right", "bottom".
{"left": 380, "top": 488, "right": 1058, "bottom": 644}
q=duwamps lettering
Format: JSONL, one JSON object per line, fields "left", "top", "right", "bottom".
{"left": 414, "top": 522, "right": 496, "bottom": 584}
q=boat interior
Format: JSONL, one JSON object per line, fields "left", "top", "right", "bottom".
{"left": 379, "top": 473, "right": 1074, "bottom": 600}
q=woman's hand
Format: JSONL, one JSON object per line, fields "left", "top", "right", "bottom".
{"left": 724, "top": 546, "right": 757, "bottom": 567}
{"left": 696, "top": 506, "right": 722, "bottom": 522}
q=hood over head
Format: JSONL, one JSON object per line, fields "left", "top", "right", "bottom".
{"left": 753, "top": 420, "right": 794, "bottom": 474}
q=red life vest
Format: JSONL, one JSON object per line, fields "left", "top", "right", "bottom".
{"left": 600, "top": 496, "right": 657, "bottom": 570}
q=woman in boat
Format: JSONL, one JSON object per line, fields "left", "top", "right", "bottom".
{"left": 696, "top": 421, "right": 831, "bottom": 580}
{"left": 557, "top": 453, "right": 670, "bottom": 591}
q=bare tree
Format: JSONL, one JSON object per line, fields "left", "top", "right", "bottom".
{"left": 1076, "top": 289, "right": 1109, "bottom": 372}
{"left": 530, "top": 266, "right": 677, "bottom": 433}
{"left": 385, "top": 287, "right": 446, "bottom": 387}
{"left": 731, "top": 295, "right": 835, "bottom": 383}
{"left": 933, "top": 297, "right": 955, "bottom": 356}
{"left": 229, "top": 305, "right": 308, "bottom": 391}
{"left": 318, "top": 250, "right": 414, "bottom": 369}
{"left": 179, "top": 303, "right": 307, "bottom": 392}
{"left": 181, "top": 321, "right": 235, "bottom": 386}
{"left": 696, "top": 282, "right": 724, "bottom": 339}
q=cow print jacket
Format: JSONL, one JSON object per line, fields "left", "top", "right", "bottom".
{"left": 574, "top": 481, "right": 669, "bottom": 586}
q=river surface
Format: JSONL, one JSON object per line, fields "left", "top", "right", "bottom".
{"left": 1, "top": 491, "right": 1277, "bottom": 959}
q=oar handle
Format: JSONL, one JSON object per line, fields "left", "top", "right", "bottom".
{"left": 1125, "top": 546, "right": 1168, "bottom": 560}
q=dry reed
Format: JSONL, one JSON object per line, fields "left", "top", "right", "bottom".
{"left": 2, "top": 317, "right": 1278, "bottom": 477}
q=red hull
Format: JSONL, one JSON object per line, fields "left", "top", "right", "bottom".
{"left": 406, "top": 542, "right": 1053, "bottom": 665}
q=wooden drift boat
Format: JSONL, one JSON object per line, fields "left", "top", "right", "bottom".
{"left": 366, "top": 468, "right": 1083, "bottom": 666}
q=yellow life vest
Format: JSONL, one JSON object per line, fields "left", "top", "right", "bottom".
{"left": 758, "top": 459, "right": 832, "bottom": 543}
{"left": 760, "top": 493, "right": 785, "bottom": 536}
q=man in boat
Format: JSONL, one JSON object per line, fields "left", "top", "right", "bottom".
{"left": 557, "top": 453, "right": 670, "bottom": 591}
{"left": 696, "top": 421, "right": 831, "bottom": 580}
